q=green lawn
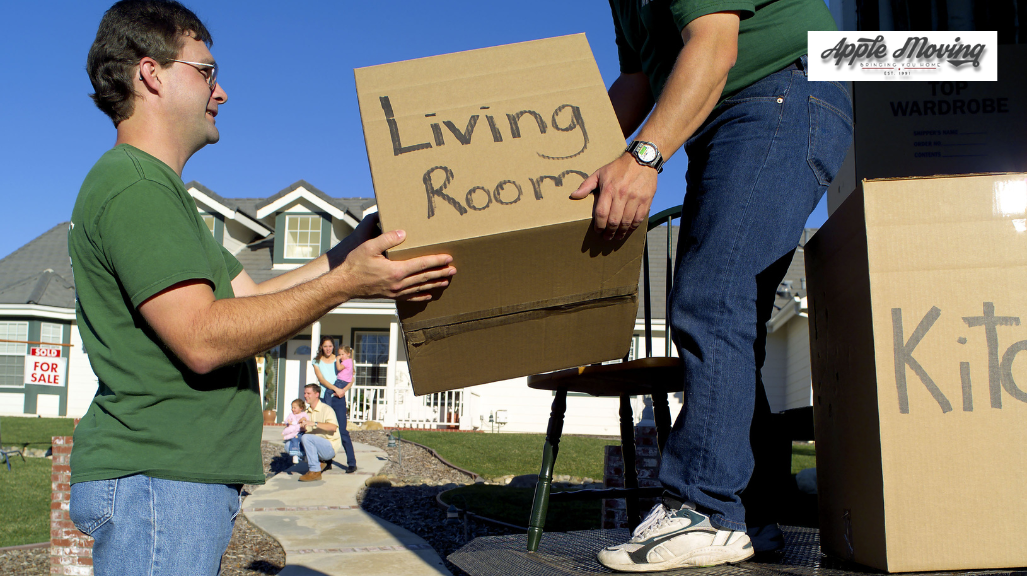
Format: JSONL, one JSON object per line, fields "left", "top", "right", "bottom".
{"left": 439, "top": 484, "right": 601, "bottom": 531}
{"left": 0, "top": 455, "right": 52, "bottom": 547}
{"left": 0, "top": 417, "right": 75, "bottom": 547}
{"left": 1, "top": 416, "right": 75, "bottom": 448}
{"left": 792, "top": 442, "right": 816, "bottom": 474}
{"left": 397, "top": 431, "right": 620, "bottom": 479}
{"left": 398, "top": 431, "right": 817, "bottom": 480}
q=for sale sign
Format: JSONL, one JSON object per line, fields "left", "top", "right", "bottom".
{"left": 25, "top": 351, "right": 66, "bottom": 386}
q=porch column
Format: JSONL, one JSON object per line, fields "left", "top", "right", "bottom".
{"left": 385, "top": 318, "right": 400, "bottom": 427}
{"left": 310, "top": 321, "right": 321, "bottom": 361}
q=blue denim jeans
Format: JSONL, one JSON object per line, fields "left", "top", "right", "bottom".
{"left": 284, "top": 437, "right": 302, "bottom": 456}
{"left": 300, "top": 433, "right": 336, "bottom": 472}
{"left": 659, "top": 56, "right": 852, "bottom": 531}
{"left": 324, "top": 382, "right": 357, "bottom": 468}
{"left": 69, "top": 475, "right": 241, "bottom": 576}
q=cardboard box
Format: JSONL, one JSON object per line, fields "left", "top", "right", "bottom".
{"left": 806, "top": 173, "right": 1027, "bottom": 572}
{"left": 827, "top": 45, "right": 1027, "bottom": 215}
{"left": 354, "top": 35, "right": 643, "bottom": 395}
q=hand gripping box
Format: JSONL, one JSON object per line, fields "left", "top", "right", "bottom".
{"left": 806, "top": 173, "right": 1027, "bottom": 572}
{"left": 355, "top": 35, "right": 644, "bottom": 395}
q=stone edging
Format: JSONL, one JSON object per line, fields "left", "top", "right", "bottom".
{"left": 0, "top": 542, "right": 49, "bottom": 552}
{"left": 245, "top": 505, "right": 360, "bottom": 512}
{"left": 434, "top": 487, "right": 529, "bottom": 532}
{"left": 397, "top": 438, "right": 483, "bottom": 482}
{"left": 288, "top": 544, "right": 434, "bottom": 555}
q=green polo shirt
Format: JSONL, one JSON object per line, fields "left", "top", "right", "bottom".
{"left": 68, "top": 144, "right": 264, "bottom": 486}
{"left": 609, "top": 0, "right": 837, "bottom": 102}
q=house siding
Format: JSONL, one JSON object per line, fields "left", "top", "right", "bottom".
{"left": 783, "top": 319, "right": 813, "bottom": 411}
{"left": 762, "top": 330, "right": 788, "bottom": 413}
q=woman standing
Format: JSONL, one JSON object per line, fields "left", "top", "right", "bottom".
{"left": 311, "top": 336, "right": 357, "bottom": 473}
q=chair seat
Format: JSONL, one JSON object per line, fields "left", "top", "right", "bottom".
{"left": 527, "top": 357, "right": 682, "bottom": 397}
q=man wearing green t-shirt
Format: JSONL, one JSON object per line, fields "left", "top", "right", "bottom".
{"left": 67, "top": 2, "right": 455, "bottom": 574}
{"left": 570, "top": 0, "right": 852, "bottom": 570}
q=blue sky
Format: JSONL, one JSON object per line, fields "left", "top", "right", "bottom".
{"left": 0, "top": 0, "right": 829, "bottom": 260}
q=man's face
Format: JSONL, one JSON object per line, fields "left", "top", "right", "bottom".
{"left": 304, "top": 387, "right": 319, "bottom": 407}
{"left": 165, "top": 36, "right": 227, "bottom": 153}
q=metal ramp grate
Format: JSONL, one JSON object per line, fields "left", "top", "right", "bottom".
{"left": 449, "top": 526, "right": 1026, "bottom": 576}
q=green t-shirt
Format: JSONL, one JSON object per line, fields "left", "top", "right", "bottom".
{"left": 68, "top": 144, "right": 264, "bottom": 486}
{"left": 609, "top": 0, "right": 837, "bottom": 102}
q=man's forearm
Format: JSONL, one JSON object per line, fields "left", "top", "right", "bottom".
{"left": 251, "top": 239, "right": 352, "bottom": 295}
{"left": 609, "top": 72, "right": 655, "bottom": 139}
{"left": 192, "top": 272, "right": 348, "bottom": 373}
{"left": 634, "top": 18, "right": 738, "bottom": 161}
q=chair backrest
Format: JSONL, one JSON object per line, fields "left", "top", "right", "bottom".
{"left": 642, "top": 207, "right": 683, "bottom": 360}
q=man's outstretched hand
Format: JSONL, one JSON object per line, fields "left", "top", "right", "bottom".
{"left": 334, "top": 219, "right": 455, "bottom": 302}
{"left": 570, "top": 153, "right": 658, "bottom": 241}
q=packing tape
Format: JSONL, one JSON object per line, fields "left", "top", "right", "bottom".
{"left": 404, "top": 290, "right": 638, "bottom": 346}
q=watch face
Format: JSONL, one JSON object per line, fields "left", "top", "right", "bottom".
{"left": 636, "top": 143, "right": 657, "bottom": 163}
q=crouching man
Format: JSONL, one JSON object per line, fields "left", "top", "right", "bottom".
{"left": 299, "top": 384, "right": 347, "bottom": 480}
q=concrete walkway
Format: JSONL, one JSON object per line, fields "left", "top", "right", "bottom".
{"left": 244, "top": 426, "right": 453, "bottom": 576}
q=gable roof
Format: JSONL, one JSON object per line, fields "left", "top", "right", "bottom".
{"left": 0, "top": 223, "right": 76, "bottom": 309}
{"left": 255, "top": 180, "right": 366, "bottom": 226}
{"left": 184, "top": 181, "right": 273, "bottom": 237}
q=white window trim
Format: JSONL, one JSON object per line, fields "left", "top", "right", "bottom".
{"left": 0, "top": 320, "right": 28, "bottom": 388}
{"left": 284, "top": 214, "right": 323, "bottom": 260}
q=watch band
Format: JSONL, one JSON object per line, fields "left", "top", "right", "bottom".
{"left": 626, "top": 140, "right": 664, "bottom": 174}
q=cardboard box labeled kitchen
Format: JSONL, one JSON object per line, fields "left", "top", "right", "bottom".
{"left": 354, "top": 35, "right": 643, "bottom": 395}
{"left": 826, "top": 44, "right": 1027, "bottom": 215}
{"left": 806, "top": 173, "right": 1027, "bottom": 572}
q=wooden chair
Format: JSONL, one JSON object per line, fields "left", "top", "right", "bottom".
{"left": 525, "top": 206, "right": 683, "bottom": 552}
{"left": 0, "top": 418, "right": 25, "bottom": 472}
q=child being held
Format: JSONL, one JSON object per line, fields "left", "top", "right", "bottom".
{"left": 282, "top": 399, "right": 308, "bottom": 463}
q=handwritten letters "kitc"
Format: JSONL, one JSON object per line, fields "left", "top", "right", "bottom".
{"left": 892, "top": 302, "right": 1027, "bottom": 414}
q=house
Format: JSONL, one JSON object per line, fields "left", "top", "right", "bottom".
{"left": 0, "top": 180, "right": 814, "bottom": 436}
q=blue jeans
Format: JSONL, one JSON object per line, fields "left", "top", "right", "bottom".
{"left": 324, "top": 381, "right": 357, "bottom": 468}
{"left": 69, "top": 475, "right": 241, "bottom": 576}
{"left": 659, "top": 56, "right": 852, "bottom": 531}
{"left": 300, "top": 433, "right": 336, "bottom": 472}
{"left": 284, "top": 437, "right": 302, "bottom": 456}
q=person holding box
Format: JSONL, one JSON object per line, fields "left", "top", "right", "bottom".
{"left": 571, "top": 0, "right": 851, "bottom": 570}
{"left": 67, "top": 1, "right": 455, "bottom": 574}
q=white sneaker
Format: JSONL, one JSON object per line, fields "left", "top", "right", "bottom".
{"left": 292, "top": 455, "right": 299, "bottom": 464}
{"left": 597, "top": 503, "right": 754, "bottom": 572}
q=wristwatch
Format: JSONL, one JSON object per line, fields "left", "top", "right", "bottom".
{"left": 626, "top": 140, "right": 664, "bottom": 173}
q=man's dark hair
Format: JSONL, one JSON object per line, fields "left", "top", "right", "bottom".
{"left": 304, "top": 384, "right": 321, "bottom": 393}
{"left": 87, "top": 0, "right": 212, "bottom": 126}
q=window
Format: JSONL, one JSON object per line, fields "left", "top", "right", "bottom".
{"left": 201, "top": 214, "right": 217, "bottom": 237}
{"left": 0, "top": 321, "right": 28, "bottom": 387}
{"left": 285, "top": 215, "right": 322, "bottom": 259}
{"left": 353, "top": 330, "right": 389, "bottom": 387}
{"left": 40, "top": 322, "right": 63, "bottom": 354}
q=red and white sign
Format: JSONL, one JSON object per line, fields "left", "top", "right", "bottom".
{"left": 24, "top": 355, "right": 66, "bottom": 386}
{"left": 30, "top": 347, "right": 61, "bottom": 358}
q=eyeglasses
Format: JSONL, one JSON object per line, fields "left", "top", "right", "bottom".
{"left": 168, "top": 59, "right": 218, "bottom": 91}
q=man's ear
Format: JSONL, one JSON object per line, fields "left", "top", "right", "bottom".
{"left": 138, "top": 57, "right": 162, "bottom": 93}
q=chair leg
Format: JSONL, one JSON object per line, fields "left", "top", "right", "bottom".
{"left": 652, "top": 393, "right": 672, "bottom": 453}
{"left": 527, "top": 387, "right": 567, "bottom": 552}
{"left": 620, "top": 394, "right": 641, "bottom": 531}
